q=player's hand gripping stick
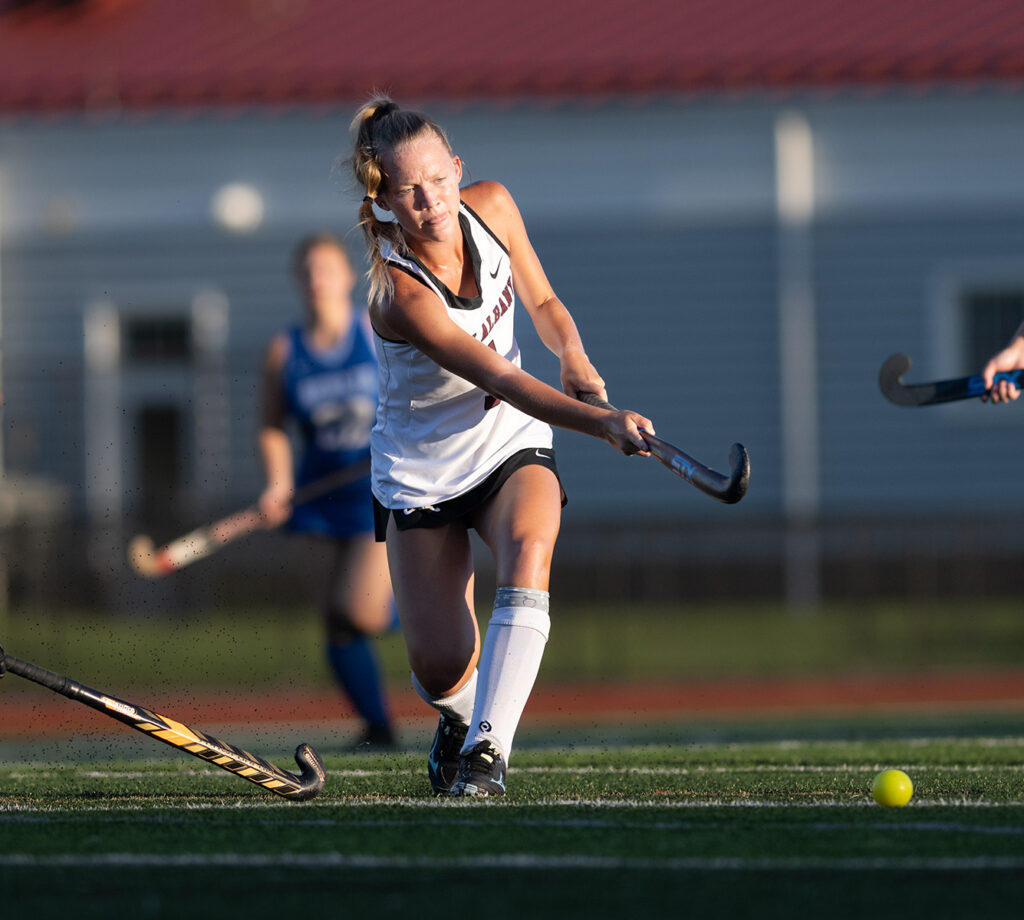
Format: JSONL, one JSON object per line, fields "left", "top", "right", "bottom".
{"left": 577, "top": 392, "right": 750, "bottom": 504}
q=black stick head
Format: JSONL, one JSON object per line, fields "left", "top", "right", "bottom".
{"left": 289, "top": 743, "right": 326, "bottom": 801}
{"left": 0, "top": 642, "right": 6, "bottom": 677}
{"left": 878, "top": 353, "right": 917, "bottom": 405}
{"left": 721, "top": 444, "right": 751, "bottom": 504}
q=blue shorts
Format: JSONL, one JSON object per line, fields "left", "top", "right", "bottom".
{"left": 373, "top": 447, "right": 565, "bottom": 542}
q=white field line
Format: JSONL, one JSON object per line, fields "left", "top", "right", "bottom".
{"left": 541, "top": 738, "right": 1024, "bottom": 752}
{"left": 2, "top": 853, "right": 1024, "bottom": 871}
{"left": 3, "top": 812, "right": 1024, "bottom": 835}
{"left": 4, "top": 797, "right": 1024, "bottom": 813}
{"left": 7, "top": 763, "right": 1024, "bottom": 781}
{"left": 511, "top": 764, "right": 1024, "bottom": 774}
{"left": 748, "top": 737, "right": 1024, "bottom": 749}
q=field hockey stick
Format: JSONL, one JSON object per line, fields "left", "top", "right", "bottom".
{"left": 577, "top": 393, "right": 750, "bottom": 504}
{"left": 0, "top": 643, "right": 326, "bottom": 800}
{"left": 129, "top": 457, "right": 372, "bottom": 577}
{"left": 879, "top": 353, "right": 1024, "bottom": 407}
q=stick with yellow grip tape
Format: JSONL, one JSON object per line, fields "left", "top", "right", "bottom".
{"left": 0, "top": 643, "right": 325, "bottom": 801}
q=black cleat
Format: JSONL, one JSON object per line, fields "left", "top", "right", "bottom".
{"left": 427, "top": 714, "right": 469, "bottom": 795}
{"left": 450, "top": 741, "right": 507, "bottom": 797}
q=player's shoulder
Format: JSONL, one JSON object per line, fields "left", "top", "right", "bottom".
{"left": 388, "top": 267, "right": 442, "bottom": 315}
{"left": 460, "top": 181, "right": 518, "bottom": 240}
{"left": 372, "top": 271, "right": 442, "bottom": 341}
{"left": 461, "top": 179, "right": 515, "bottom": 212}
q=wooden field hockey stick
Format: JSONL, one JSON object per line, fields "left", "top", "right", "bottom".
{"left": 129, "top": 458, "right": 371, "bottom": 578}
{"left": 879, "top": 353, "right": 1024, "bottom": 407}
{"left": 0, "top": 643, "right": 326, "bottom": 801}
{"left": 577, "top": 393, "right": 750, "bottom": 504}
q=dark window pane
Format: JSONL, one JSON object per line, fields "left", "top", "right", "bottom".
{"left": 137, "top": 405, "right": 182, "bottom": 525}
{"left": 961, "top": 290, "right": 1024, "bottom": 372}
{"left": 123, "top": 315, "right": 192, "bottom": 363}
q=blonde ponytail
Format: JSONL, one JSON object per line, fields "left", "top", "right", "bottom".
{"left": 354, "top": 195, "right": 408, "bottom": 309}
{"left": 349, "top": 95, "right": 455, "bottom": 307}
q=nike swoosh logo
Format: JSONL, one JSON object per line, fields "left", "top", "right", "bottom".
{"left": 535, "top": 450, "right": 552, "bottom": 460}
{"left": 488, "top": 261, "right": 502, "bottom": 279}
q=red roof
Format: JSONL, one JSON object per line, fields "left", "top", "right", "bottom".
{"left": 1, "top": 0, "right": 1023, "bottom": 114}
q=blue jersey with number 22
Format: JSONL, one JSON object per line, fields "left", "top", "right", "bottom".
{"left": 281, "top": 314, "right": 377, "bottom": 537}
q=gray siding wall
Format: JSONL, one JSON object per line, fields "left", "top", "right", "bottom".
{"left": 816, "top": 212, "right": 1024, "bottom": 514}
{"left": 3, "top": 90, "right": 1024, "bottom": 538}
{"left": 524, "top": 221, "right": 780, "bottom": 520}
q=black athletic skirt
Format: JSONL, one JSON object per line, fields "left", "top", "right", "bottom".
{"left": 373, "top": 447, "right": 566, "bottom": 542}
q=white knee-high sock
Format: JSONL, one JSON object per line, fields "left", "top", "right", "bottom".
{"left": 463, "top": 587, "right": 550, "bottom": 761}
{"left": 411, "top": 669, "right": 478, "bottom": 725}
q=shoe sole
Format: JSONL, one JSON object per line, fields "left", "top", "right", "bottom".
{"left": 450, "top": 782, "right": 506, "bottom": 797}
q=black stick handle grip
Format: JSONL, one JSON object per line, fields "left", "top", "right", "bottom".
{"left": 3, "top": 652, "right": 73, "bottom": 696}
{"left": 2, "top": 651, "right": 129, "bottom": 718}
{"left": 577, "top": 392, "right": 617, "bottom": 412}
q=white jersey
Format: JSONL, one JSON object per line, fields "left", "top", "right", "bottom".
{"left": 371, "top": 202, "right": 553, "bottom": 509}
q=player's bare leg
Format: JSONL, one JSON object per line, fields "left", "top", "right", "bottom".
{"left": 386, "top": 520, "right": 481, "bottom": 792}
{"left": 321, "top": 535, "right": 396, "bottom": 748}
{"left": 451, "top": 465, "right": 562, "bottom": 796}
{"left": 325, "top": 535, "right": 393, "bottom": 635}
{"left": 474, "top": 464, "right": 562, "bottom": 590}
{"left": 386, "top": 521, "right": 480, "bottom": 693}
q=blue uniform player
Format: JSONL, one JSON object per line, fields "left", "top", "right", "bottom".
{"left": 259, "top": 233, "right": 396, "bottom": 748}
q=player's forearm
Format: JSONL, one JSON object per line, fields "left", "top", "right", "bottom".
{"left": 258, "top": 427, "right": 294, "bottom": 490}
{"left": 529, "top": 295, "right": 587, "bottom": 361}
{"left": 485, "top": 364, "right": 607, "bottom": 437}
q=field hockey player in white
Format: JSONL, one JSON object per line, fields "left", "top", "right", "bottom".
{"left": 350, "top": 97, "right": 654, "bottom": 796}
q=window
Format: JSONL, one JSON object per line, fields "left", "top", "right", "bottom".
{"left": 122, "top": 315, "right": 192, "bottom": 364}
{"left": 961, "top": 289, "right": 1024, "bottom": 373}
{"left": 136, "top": 405, "right": 182, "bottom": 525}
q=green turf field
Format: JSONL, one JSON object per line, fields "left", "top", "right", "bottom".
{"left": 3, "top": 736, "right": 1024, "bottom": 919}
{"left": 4, "top": 601, "right": 1024, "bottom": 916}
